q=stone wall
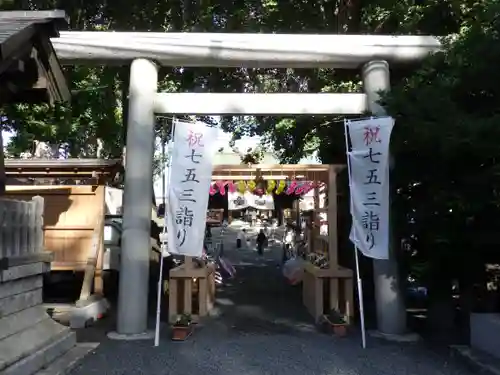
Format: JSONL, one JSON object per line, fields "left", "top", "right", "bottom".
{"left": 0, "top": 254, "right": 77, "bottom": 374}
{"left": 0, "top": 196, "right": 85, "bottom": 375}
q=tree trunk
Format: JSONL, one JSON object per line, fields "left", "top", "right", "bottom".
{"left": 0, "top": 131, "right": 5, "bottom": 195}
{"left": 427, "top": 273, "right": 456, "bottom": 342}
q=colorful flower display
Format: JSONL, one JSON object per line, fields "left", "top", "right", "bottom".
{"left": 208, "top": 180, "right": 319, "bottom": 195}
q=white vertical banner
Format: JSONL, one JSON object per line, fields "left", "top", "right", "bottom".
{"left": 347, "top": 117, "right": 394, "bottom": 259}
{"left": 166, "top": 120, "right": 218, "bottom": 257}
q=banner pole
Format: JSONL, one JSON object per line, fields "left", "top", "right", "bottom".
{"left": 344, "top": 119, "right": 367, "bottom": 349}
{"left": 154, "top": 117, "right": 176, "bottom": 347}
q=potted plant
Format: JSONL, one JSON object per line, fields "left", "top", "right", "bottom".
{"left": 171, "top": 313, "right": 193, "bottom": 341}
{"left": 322, "top": 309, "right": 348, "bottom": 337}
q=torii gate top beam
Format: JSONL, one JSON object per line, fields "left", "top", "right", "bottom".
{"left": 51, "top": 32, "right": 441, "bottom": 68}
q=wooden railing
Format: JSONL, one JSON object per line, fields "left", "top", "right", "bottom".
{"left": 78, "top": 214, "right": 104, "bottom": 301}
{"left": 0, "top": 196, "right": 44, "bottom": 259}
{"left": 168, "top": 257, "right": 216, "bottom": 323}
{"left": 302, "top": 234, "right": 354, "bottom": 323}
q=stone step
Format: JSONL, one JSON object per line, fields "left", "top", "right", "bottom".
{"left": 34, "top": 343, "right": 98, "bottom": 375}
{"left": 0, "top": 318, "right": 70, "bottom": 372}
{"left": 0, "top": 306, "right": 49, "bottom": 341}
{"left": 0, "top": 331, "right": 76, "bottom": 375}
{"left": 0, "top": 276, "right": 43, "bottom": 300}
{"left": 0, "top": 289, "right": 43, "bottom": 320}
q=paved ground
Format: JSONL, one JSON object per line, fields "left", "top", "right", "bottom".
{"left": 69, "top": 225, "right": 475, "bottom": 375}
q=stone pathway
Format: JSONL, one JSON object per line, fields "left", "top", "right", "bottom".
{"left": 69, "top": 226, "right": 475, "bottom": 375}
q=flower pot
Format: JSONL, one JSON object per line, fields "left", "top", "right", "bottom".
{"left": 332, "top": 324, "right": 347, "bottom": 337}
{"left": 322, "top": 314, "right": 348, "bottom": 337}
{"left": 171, "top": 325, "right": 193, "bottom": 341}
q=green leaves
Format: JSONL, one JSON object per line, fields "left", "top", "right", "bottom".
{"left": 381, "top": 0, "right": 500, "bottom": 283}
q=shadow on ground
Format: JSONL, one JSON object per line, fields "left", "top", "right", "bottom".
{"left": 209, "top": 241, "right": 315, "bottom": 336}
{"left": 68, "top": 227, "right": 476, "bottom": 375}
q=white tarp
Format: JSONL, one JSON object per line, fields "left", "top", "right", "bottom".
{"left": 347, "top": 117, "right": 394, "bottom": 260}
{"left": 227, "top": 191, "right": 275, "bottom": 210}
{"left": 166, "top": 120, "right": 218, "bottom": 257}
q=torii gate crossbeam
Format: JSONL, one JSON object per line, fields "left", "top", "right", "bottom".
{"left": 51, "top": 32, "right": 441, "bottom": 68}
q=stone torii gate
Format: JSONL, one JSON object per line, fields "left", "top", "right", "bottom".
{"left": 51, "top": 32, "right": 441, "bottom": 339}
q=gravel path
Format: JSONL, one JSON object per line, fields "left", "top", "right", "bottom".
{"left": 70, "top": 226, "right": 474, "bottom": 375}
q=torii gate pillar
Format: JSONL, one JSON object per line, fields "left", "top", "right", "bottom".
{"left": 362, "top": 60, "right": 407, "bottom": 337}
{"left": 109, "top": 59, "right": 158, "bottom": 340}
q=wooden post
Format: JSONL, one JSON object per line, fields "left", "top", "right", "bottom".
{"left": 0, "top": 201, "right": 5, "bottom": 259}
{"left": 32, "top": 196, "right": 44, "bottom": 254}
{"left": 0, "top": 132, "right": 5, "bottom": 196}
{"left": 93, "top": 186, "right": 105, "bottom": 294}
{"left": 79, "top": 204, "right": 104, "bottom": 301}
{"left": 11, "top": 200, "right": 20, "bottom": 257}
{"left": 28, "top": 199, "right": 36, "bottom": 254}
{"left": 327, "top": 165, "right": 338, "bottom": 268}
{"left": 20, "top": 202, "right": 28, "bottom": 255}
{"left": 312, "top": 183, "right": 320, "bottom": 251}
{"left": 168, "top": 277, "right": 178, "bottom": 322}
{"left": 4, "top": 201, "right": 13, "bottom": 257}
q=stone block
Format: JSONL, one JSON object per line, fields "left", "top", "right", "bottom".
{"left": 0, "top": 289, "right": 42, "bottom": 319}
{"left": 0, "top": 276, "right": 43, "bottom": 300}
{"left": 1, "top": 331, "right": 75, "bottom": 375}
{"left": 0, "top": 306, "right": 49, "bottom": 341}
{"left": 1, "top": 263, "right": 48, "bottom": 283}
{"left": 0, "top": 318, "right": 69, "bottom": 371}
{"left": 34, "top": 342, "right": 98, "bottom": 375}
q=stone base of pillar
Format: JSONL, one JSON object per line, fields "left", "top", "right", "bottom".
{"left": 368, "top": 330, "right": 420, "bottom": 343}
{"left": 107, "top": 330, "right": 155, "bottom": 341}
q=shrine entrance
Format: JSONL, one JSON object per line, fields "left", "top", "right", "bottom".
{"left": 107, "top": 33, "right": 430, "bottom": 336}
{"left": 167, "top": 161, "right": 353, "bottom": 327}
{"left": 212, "top": 164, "right": 353, "bottom": 324}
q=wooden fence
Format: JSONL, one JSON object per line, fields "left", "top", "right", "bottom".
{"left": 0, "top": 196, "right": 44, "bottom": 259}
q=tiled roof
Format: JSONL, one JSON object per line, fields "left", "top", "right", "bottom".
{"left": 0, "top": 10, "right": 67, "bottom": 60}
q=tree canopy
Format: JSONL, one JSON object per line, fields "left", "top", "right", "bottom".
{"left": 382, "top": 0, "right": 500, "bottom": 301}
{"left": 2, "top": 0, "right": 500, "bottom": 334}
{"left": 0, "top": 0, "right": 480, "bottom": 161}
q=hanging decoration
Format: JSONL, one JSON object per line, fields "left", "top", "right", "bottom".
{"left": 286, "top": 180, "right": 298, "bottom": 195}
{"left": 293, "top": 181, "right": 313, "bottom": 195}
{"left": 209, "top": 184, "right": 217, "bottom": 196}
{"left": 294, "top": 182, "right": 305, "bottom": 195}
{"left": 254, "top": 177, "right": 265, "bottom": 196}
{"left": 276, "top": 180, "right": 286, "bottom": 194}
{"left": 266, "top": 180, "right": 276, "bottom": 195}
{"left": 216, "top": 180, "right": 228, "bottom": 195}
{"left": 247, "top": 180, "right": 256, "bottom": 192}
{"left": 302, "top": 181, "right": 315, "bottom": 194}
{"left": 237, "top": 180, "right": 247, "bottom": 194}
{"left": 210, "top": 179, "right": 316, "bottom": 195}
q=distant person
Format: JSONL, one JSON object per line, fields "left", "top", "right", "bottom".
{"left": 205, "top": 225, "right": 212, "bottom": 239}
{"left": 282, "top": 225, "right": 295, "bottom": 262}
{"left": 237, "top": 228, "right": 246, "bottom": 249}
{"left": 256, "top": 229, "right": 267, "bottom": 256}
{"left": 251, "top": 211, "right": 257, "bottom": 226}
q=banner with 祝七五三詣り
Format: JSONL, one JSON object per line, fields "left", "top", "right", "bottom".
{"left": 347, "top": 116, "right": 394, "bottom": 260}
{"left": 166, "top": 120, "right": 218, "bottom": 257}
